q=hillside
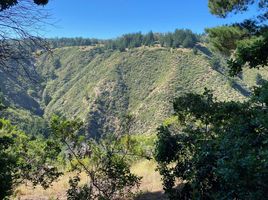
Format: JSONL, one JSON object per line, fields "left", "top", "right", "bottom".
{"left": 1, "top": 44, "right": 267, "bottom": 136}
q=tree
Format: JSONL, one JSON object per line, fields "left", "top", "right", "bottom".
{"left": 53, "top": 58, "right": 62, "bottom": 69}
{"left": 256, "top": 73, "right": 265, "bottom": 85}
{"left": 143, "top": 31, "right": 155, "bottom": 46}
{"left": 206, "top": 26, "right": 247, "bottom": 55}
{"left": 207, "top": 0, "right": 268, "bottom": 75}
{"left": 50, "top": 116, "right": 141, "bottom": 200}
{"left": 155, "top": 88, "right": 268, "bottom": 199}
{"left": 182, "top": 34, "right": 195, "bottom": 48}
{"left": 0, "top": 117, "right": 62, "bottom": 199}
{"left": 208, "top": 0, "right": 267, "bottom": 19}
{"left": 0, "top": 0, "right": 51, "bottom": 79}
{"left": 172, "top": 29, "right": 185, "bottom": 47}
{"left": 0, "top": 0, "right": 48, "bottom": 11}
{"left": 163, "top": 33, "right": 174, "bottom": 47}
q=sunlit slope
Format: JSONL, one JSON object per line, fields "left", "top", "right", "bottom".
{"left": 35, "top": 46, "right": 251, "bottom": 136}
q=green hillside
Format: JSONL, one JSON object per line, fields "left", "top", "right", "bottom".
{"left": 1, "top": 44, "right": 267, "bottom": 137}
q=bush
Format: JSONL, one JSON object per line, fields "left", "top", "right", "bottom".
{"left": 155, "top": 87, "right": 268, "bottom": 199}
{"left": 0, "top": 118, "right": 62, "bottom": 199}
{"left": 50, "top": 116, "right": 141, "bottom": 200}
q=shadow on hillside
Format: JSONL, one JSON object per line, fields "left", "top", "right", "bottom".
{"left": 232, "top": 81, "right": 251, "bottom": 97}
{"left": 196, "top": 44, "right": 212, "bottom": 57}
{"left": 135, "top": 191, "right": 168, "bottom": 200}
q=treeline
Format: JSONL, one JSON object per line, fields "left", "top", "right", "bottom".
{"left": 105, "top": 29, "right": 199, "bottom": 51}
{"left": 48, "top": 37, "right": 103, "bottom": 48}
{"left": 47, "top": 29, "right": 199, "bottom": 50}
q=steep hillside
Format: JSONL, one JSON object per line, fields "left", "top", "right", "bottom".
{"left": 1, "top": 45, "right": 267, "bottom": 136}
{"left": 34, "top": 46, "right": 253, "bottom": 136}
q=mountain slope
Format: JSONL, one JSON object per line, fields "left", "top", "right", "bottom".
{"left": 1, "top": 45, "right": 267, "bottom": 136}
{"left": 36, "top": 46, "right": 246, "bottom": 136}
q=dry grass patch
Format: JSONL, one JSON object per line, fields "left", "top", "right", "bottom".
{"left": 14, "top": 160, "right": 164, "bottom": 200}
{"left": 14, "top": 172, "right": 88, "bottom": 200}
{"left": 131, "top": 160, "right": 163, "bottom": 193}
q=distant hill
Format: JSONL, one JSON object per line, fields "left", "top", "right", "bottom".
{"left": 1, "top": 41, "right": 267, "bottom": 137}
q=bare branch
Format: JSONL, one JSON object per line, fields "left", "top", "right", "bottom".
{"left": 0, "top": 0, "right": 52, "bottom": 82}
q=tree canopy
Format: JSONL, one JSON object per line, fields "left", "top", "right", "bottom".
{"left": 0, "top": 0, "right": 48, "bottom": 11}
{"left": 105, "top": 29, "right": 198, "bottom": 52}
{"left": 208, "top": 0, "right": 268, "bottom": 19}
{"left": 207, "top": 0, "right": 268, "bottom": 75}
{"left": 155, "top": 87, "right": 268, "bottom": 199}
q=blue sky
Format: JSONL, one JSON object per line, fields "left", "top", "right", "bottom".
{"left": 44, "top": 0, "right": 257, "bottom": 39}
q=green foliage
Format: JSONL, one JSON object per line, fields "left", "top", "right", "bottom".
{"left": 228, "top": 31, "right": 268, "bottom": 75}
{"left": 2, "top": 31, "right": 258, "bottom": 137}
{"left": 206, "top": 26, "right": 247, "bottom": 55}
{"left": 207, "top": 23, "right": 268, "bottom": 76}
{"left": 153, "top": 3, "right": 268, "bottom": 198}
{"left": 104, "top": 29, "right": 198, "bottom": 51}
{"left": 0, "top": 90, "right": 7, "bottom": 111}
{"left": 208, "top": 0, "right": 267, "bottom": 18}
{"left": 143, "top": 31, "right": 155, "bottom": 46}
{"left": 1, "top": 108, "right": 50, "bottom": 137}
{"left": 155, "top": 88, "right": 268, "bottom": 199}
{"left": 192, "top": 47, "right": 198, "bottom": 55}
{"left": 0, "top": 118, "right": 62, "bottom": 199}
{"left": 50, "top": 116, "right": 141, "bottom": 200}
{"left": 67, "top": 176, "right": 93, "bottom": 200}
{"left": 207, "top": 0, "right": 268, "bottom": 76}
{"left": 48, "top": 38, "right": 102, "bottom": 48}
{"left": 53, "top": 58, "right": 61, "bottom": 69}
{"left": 0, "top": 134, "right": 14, "bottom": 199}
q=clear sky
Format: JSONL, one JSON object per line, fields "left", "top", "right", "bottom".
{"left": 44, "top": 0, "right": 257, "bottom": 39}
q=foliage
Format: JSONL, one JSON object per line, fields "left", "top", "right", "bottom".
{"left": 206, "top": 26, "right": 247, "bottom": 55}
{"left": 155, "top": 87, "right": 268, "bottom": 199}
{"left": 256, "top": 73, "right": 265, "bottom": 85}
{"left": 50, "top": 116, "right": 142, "bottom": 200}
{"left": 228, "top": 30, "right": 268, "bottom": 75}
{"left": 208, "top": 0, "right": 268, "bottom": 18}
{"left": 48, "top": 38, "right": 103, "bottom": 48}
{"left": 67, "top": 176, "right": 93, "bottom": 200}
{"left": 37, "top": 45, "right": 254, "bottom": 136}
{"left": 207, "top": 0, "right": 268, "bottom": 76}
{"left": 104, "top": 29, "right": 198, "bottom": 51}
{"left": 0, "top": 118, "right": 62, "bottom": 199}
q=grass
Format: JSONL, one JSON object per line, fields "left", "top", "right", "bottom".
{"left": 131, "top": 160, "right": 163, "bottom": 193}
{"left": 14, "top": 160, "right": 164, "bottom": 200}
{"left": 15, "top": 172, "right": 88, "bottom": 200}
